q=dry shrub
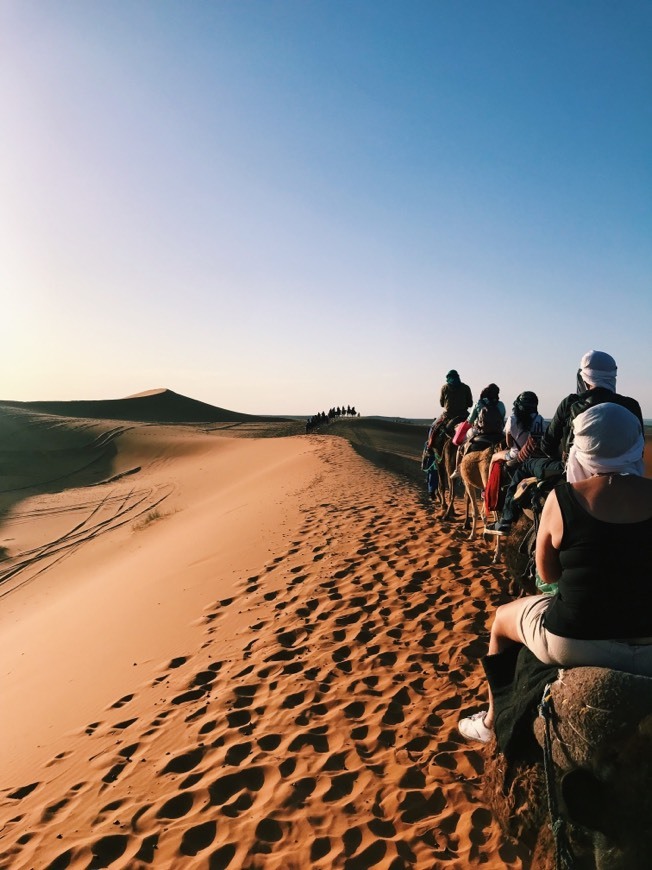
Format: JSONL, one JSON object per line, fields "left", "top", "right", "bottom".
{"left": 133, "top": 509, "right": 165, "bottom": 531}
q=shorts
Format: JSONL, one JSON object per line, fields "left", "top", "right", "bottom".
{"left": 515, "top": 594, "right": 652, "bottom": 678}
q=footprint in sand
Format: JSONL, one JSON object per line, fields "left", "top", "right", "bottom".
{"left": 168, "top": 655, "right": 188, "bottom": 669}
{"left": 178, "top": 820, "right": 218, "bottom": 857}
{"left": 118, "top": 742, "right": 139, "bottom": 759}
{"left": 156, "top": 791, "right": 194, "bottom": 819}
{"left": 40, "top": 797, "right": 69, "bottom": 822}
{"left": 255, "top": 816, "right": 284, "bottom": 843}
{"left": 189, "top": 669, "right": 217, "bottom": 687}
{"left": 224, "top": 741, "right": 252, "bottom": 766}
{"left": 109, "top": 693, "right": 134, "bottom": 709}
{"left": 208, "top": 843, "right": 237, "bottom": 868}
{"left": 101, "top": 763, "right": 127, "bottom": 785}
{"left": 7, "top": 782, "right": 40, "bottom": 800}
{"left": 111, "top": 717, "right": 137, "bottom": 730}
{"left": 89, "top": 834, "right": 128, "bottom": 868}
{"left": 208, "top": 767, "right": 265, "bottom": 805}
{"left": 180, "top": 771, "right": 205, "bottom": 789}
{"left": 45, "top": 750, "right": 72, "bottom": 767}
{"left": 181, "top": 704, "right": 207, "bottom": 725}
{"left": 172, "top": 688, "right": 206, "bottom": 705}
{"left": 160, "top": 747, "right": 205, "bottom": 775}
{"left": 310, "top": 836, "right": 331, "bottom": 861}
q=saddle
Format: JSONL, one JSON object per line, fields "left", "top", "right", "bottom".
{"left": 430, "top": 415, "right": 466, "bottom": 454}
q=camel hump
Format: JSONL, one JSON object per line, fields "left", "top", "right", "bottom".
{"left": 534, "top": 667, "right": 652, "bottom": 771}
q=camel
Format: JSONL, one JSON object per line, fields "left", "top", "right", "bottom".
{"left": 435, "top": 435, "right": 459, "bottom": 518}
{"left": 484, "top": 666, "right": 652, "bottom": 869}
{"left": 459, "top": 444, "right": 502, "bottom": 561}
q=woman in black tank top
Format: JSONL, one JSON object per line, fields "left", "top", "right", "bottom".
{"left": 458, "top": 403, "right": 649, "bottom": 744}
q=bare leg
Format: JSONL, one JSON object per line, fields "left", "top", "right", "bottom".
{"left": 483, "top": 597, "right": 535, "bottom": 728}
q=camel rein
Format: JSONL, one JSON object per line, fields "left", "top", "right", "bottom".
{"left": 539, "top": 683, "right": 577, "bottom": 870}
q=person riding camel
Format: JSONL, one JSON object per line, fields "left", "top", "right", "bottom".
{"left": 459, "top": 402, "right": 650, "bottom": 744}
{"left": 490, "top": 391, "right": 544, "bottom": 468}
{"left": 485, "top": 350, "right": 644, "bottom": 535}
{"left": 427, "top": 370, "right": 473, "bottom": 454}
{"left": 450, "top": 384, "right": 506, "bottom": 479}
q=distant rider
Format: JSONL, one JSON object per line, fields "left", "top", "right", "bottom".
{"left": 427, "top": 370, "right": 473, "bottom": 453}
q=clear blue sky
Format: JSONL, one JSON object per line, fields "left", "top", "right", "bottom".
{"left": 2, "top": 1, "right": 650, "bottom": 418}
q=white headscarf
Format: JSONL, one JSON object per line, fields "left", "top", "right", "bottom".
{"left": 579, "top": 349, "right": 617, "bottom": 392}
{"left": 566, "top": 402, "right": 644, "bottom": 483}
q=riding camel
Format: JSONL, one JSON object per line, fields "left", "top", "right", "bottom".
{"left": 459, "top": 443, "right": 502, "bottom": 561}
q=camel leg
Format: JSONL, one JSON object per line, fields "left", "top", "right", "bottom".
{"left": 462, "top": 480, "right": 478, "bottom": 540}
{"left": 469, "top": 489, "right": 478, "bottom": 540}
{"left": 463, "top": 486, "right": 471, "bottom": 530}
{"left": 438, "top": 472, "right": 449, "bottom": 517}
{"left": 443, "top": 473, "right": 456, "bottom": 519}
{"left": 492, "top": 533, "right": 502, "bottom": 564}
{"left": 443, "top": 472, "right": 455, "bottom": 518}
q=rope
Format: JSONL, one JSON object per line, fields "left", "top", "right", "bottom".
{"left": 539, "top": 683, "right": 577, "bottom": 870}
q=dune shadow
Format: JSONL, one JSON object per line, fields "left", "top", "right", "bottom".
{"left": 0, "top": 406, "right": 122, "bottom": 520}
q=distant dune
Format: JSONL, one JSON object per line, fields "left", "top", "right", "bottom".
{"left": 1, "top": 388, "right": 289, "bottom": 425}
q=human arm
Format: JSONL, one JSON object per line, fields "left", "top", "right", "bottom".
{"left": 541, "top": 395, "right": 575, "bottom": 459}
{"left": 467, "top": 400, "right": 480, "bottom": 425}
{"left": 623, "top": 397, "right": 644, "bottom": 430}
{"left": 535, "top": 489, "right": 563, "bottom": 586}
{"left": 440, "top": 385, "right": 448, "bottom": 409}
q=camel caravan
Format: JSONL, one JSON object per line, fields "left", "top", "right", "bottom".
{"left": 423, "top": 353, "right": 652, "bottom": 869}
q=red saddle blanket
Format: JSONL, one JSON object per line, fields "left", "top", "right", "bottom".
{"left": 484, "top": 457, "right": 504, "bottom": 513}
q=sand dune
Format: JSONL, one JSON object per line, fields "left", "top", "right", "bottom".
{"left": 0, "top": 398, "right": 648, "bottom": 869}
{"left": 1, "top": 389, "right": 292, "bottom": 426}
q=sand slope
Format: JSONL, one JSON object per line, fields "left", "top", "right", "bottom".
{"left": 0, "top": 398, "right": 649, "bottom": 869}
{"left": 0, "top": 402, "right": 535, "bottom": 870}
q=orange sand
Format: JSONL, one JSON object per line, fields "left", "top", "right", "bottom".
{"left": 0, "top": 405, "right": 648, "bottom": 869}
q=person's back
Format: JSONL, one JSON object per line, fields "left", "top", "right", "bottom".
{"left": 439, "top": 370, "right": 473, "bottom": 420}
{"left": 540, "top": 402, "right": 650, "bottom": 640}
{"left": 467, "top": 384, "right": 505, "bottom": 444}
{"left": 544, "top": 479, "right": 652, "bottom": 640}
{"left": 474, "top": 397, "right": 505, "bottom": 438}
{"left": 542, "top": 350, "right": 643, "bottom": 462}
{"left": 452, "top": 384, "right": 506, "bottom": 474}
{"left": 428, "top": 369, "right": 473, "bottom": 452}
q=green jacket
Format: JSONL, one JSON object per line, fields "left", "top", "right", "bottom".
{"left": 440, "top": 382, "right": 473, "bottom": 419}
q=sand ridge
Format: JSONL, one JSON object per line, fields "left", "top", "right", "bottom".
{"left": 0, "top": 419, "right": 534, "bottom": 869}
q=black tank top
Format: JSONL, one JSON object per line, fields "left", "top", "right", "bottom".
{"left": 544, "top": 482, "right": 652, "bottom": 640}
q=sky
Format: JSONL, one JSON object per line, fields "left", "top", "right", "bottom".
{"left": 1, "top": 1, "right": 651, "bottom": 419}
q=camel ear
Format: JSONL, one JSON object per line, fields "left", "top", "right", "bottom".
{"left": 561, "top": 768, "right": 610, "bottom": 834}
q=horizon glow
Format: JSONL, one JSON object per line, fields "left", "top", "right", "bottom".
{"left": 1, "top": 1, "right": 651, "bottom": 419}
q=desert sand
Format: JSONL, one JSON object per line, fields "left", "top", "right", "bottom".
{"left": 0, "top": 395, "right": 649, "bottom": 869}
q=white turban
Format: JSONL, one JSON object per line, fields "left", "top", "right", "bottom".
{"left": 566, "top": 402, "right": 644, "bottom": 483}
{"left": 579, "top": 349, "right": 617, "bottom": 392}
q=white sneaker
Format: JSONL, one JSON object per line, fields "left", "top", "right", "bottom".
{"left": 458, "top": 711, "right": 493, "bottom": 744}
